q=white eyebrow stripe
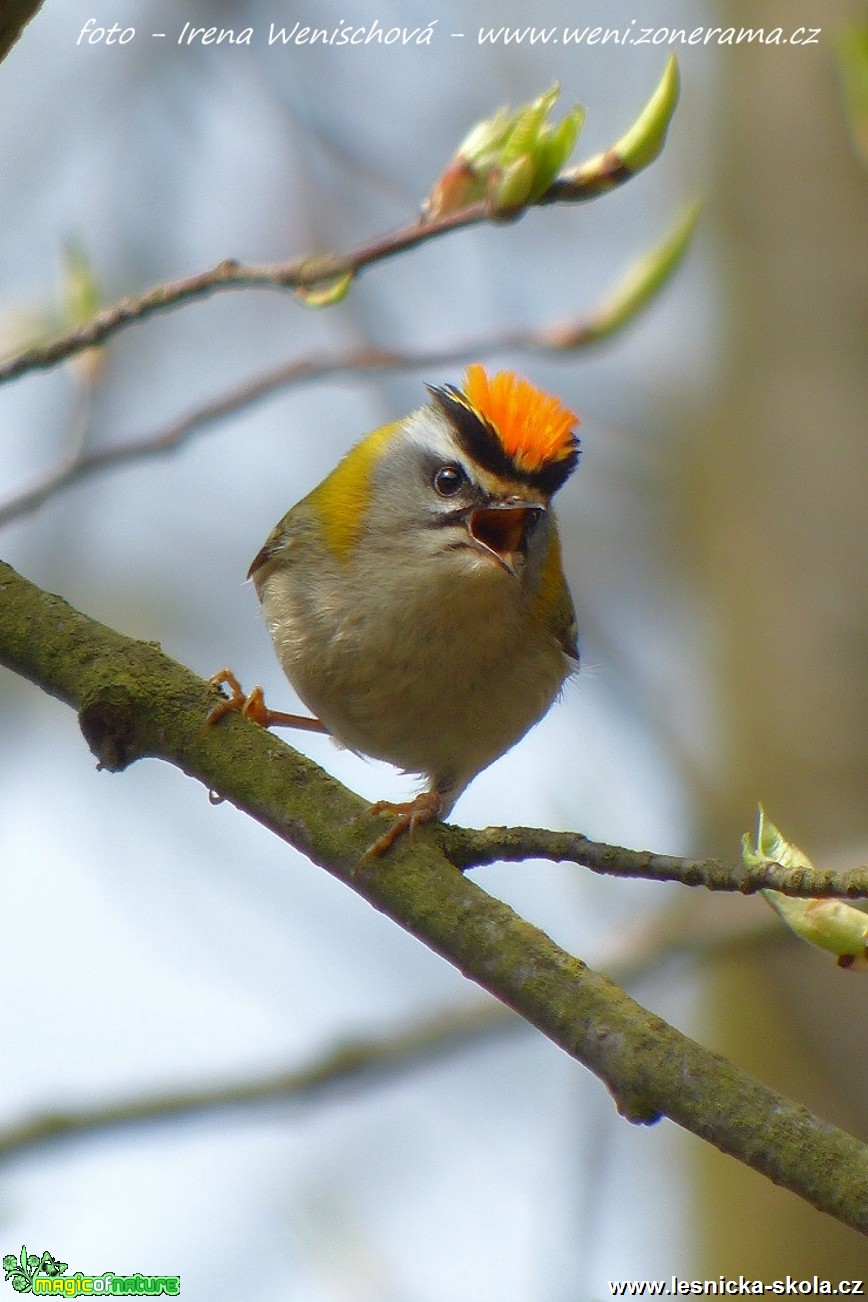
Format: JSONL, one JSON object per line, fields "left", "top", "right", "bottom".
{"left": 401, "top": 407, "right": 469, "bottom": 465}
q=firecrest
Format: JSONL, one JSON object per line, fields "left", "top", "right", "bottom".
{"left": 211, "top": 364, "right": 581, "bottom": 855}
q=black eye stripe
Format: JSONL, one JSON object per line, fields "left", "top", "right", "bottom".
{"left": 427, "top": 383, "right": 579, "bottom": 496}
{"left": 428, "top": 387, "right": 515, "bottom": 483}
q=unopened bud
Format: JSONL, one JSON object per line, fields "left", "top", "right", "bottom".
{"left": 742, "top": 807, "right": 868, "bottom": 971}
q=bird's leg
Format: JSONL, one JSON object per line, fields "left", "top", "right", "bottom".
{"left": 204, "top": 669, "right": 328, "bottom": 733}
{"left": 362, "top": 789, "right": 446, "bottom": 859}
{"left": 206, "top": 675, "right": 444, "bottom": 860}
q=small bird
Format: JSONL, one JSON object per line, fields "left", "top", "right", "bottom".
{"left": 211, "top": 364, "right": 581, "bottom": 855}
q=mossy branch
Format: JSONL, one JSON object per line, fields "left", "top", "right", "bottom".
{"left": 441, "top": 825, "right": 868, "bottom": 899}
{"left": 0, "top": 0, "right": 44, "bottom": 66}
{"left": 1, "top": 558, "right": 866, "bottom": 1234}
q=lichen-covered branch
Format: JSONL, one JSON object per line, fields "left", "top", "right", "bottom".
{"left": 1, "top": 558, "right": 866, "bottom": 1233}
{"left": 441, "top": 825, "right": 868, "bottom": 899}
{"left": 0, "top": 0, "right": 44, "bottom": 65}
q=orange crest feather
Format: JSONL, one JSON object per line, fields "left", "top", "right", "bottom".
{"left": 462, "top": 364, "right": 579, "bottom": 477}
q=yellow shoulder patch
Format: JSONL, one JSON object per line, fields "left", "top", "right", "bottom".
{"left": 308, "top": 419, "right": 402, "bottom": 559}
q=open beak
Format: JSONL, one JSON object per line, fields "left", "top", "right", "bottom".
{"left": 466, "top": 501, "right": 545, "bottom": 575}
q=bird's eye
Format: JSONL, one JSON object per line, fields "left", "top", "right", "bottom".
{"left": 433, "top": 463, "right": 466, "bottom": 497}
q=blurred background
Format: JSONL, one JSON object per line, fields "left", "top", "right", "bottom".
{"left": 1, "top": 0, "right": 866, "bottom": 1296}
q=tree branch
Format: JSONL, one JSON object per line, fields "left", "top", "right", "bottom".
{"left": 0, "top": 318, "right": 606, "bottom": 529}
{"left": 0, "top": 195, "right": 702, "bottom": 527}
{"left": 0, "top": 0, "right": 44, "bottom": 65}
{"left": 0, "top": 190, "right": 613, "bottom": 388}
{"left": 440, "top": 825, "right": 868, "bottom": 900}
{"left": 0, "top": 1004, "right": 516, "bottom": 1163}
{"left": 0, "top": 62, "right": 682, "bottom": 391}
{"left": 0, "top": 213, "right": 478, "bottom": 386}
{"left": 0, "top": 909, "right": 778, "bottom": 1163}
{"left": 1, "top": 558, "right": 866, "bottom": 1233}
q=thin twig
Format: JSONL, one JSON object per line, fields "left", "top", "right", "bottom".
{"left": 0, "top": 60, "right": 678, "bottom": 385}
{"left": 0, "top": 147, "right": 656, "bottom": 389}
{"left": 0, "top": 908, "right": 776, "bottom": 1163}
{"left": 0, "top": 326, "right": 580, "bottom": 528}
{"left": 440, "top": 825, "right": 868, "bottom": 899}
{"left": 0, "top": 1004, "right": 515, "bottom": 1162}
{"left": 0, "top": 196, "right": 702, "bottom": 527}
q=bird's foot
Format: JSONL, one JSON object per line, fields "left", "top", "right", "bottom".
{"left": 204, "top": 669, "right": 327, "bottom": 733}
{"left": 362, "top": 789, "right": 445, "bottom": 860}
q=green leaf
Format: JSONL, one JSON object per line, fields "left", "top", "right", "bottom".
{"left": 61, "top": 238, "right": 101, "bottom": 328}
{"left": 448, "top": 106, "right": 512, "bottom": 171}
{"left": 742, "top": 806, "right": 868, "bottom": 969}
{"left": 529, "top": 108, "right": 585, "bottom": 199}
{"left": 424, "top": 83, "right": 584, "bottom": 217}
{"left": 564, "top": 56, "right": 680, "bottom": 192}
{"left": 551, "top": 198, "right": 700, "bottom": 349}
{"left": 293, "top": 270, "right": 354, "bottom": 308}
{"left": 487, "top": 155, "right": 535, "bottom": 217}
{"left": 741, "top": 805, "right": 812, "bottom": 872}
{"left": 611, "top": 54, "right": 680, "bottom": 173}
{"left": 501, "top": 84, "right": 559, "bottom": 166}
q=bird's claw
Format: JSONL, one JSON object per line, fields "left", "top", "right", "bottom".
{"left": 204, "top": 669, "right": 269, "bottom": 729}
{"left": 203, "top": 669, "right": 327, "bottom": 733}
{"left": 360, "top": 790, "right": 445, "bottom": 862}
